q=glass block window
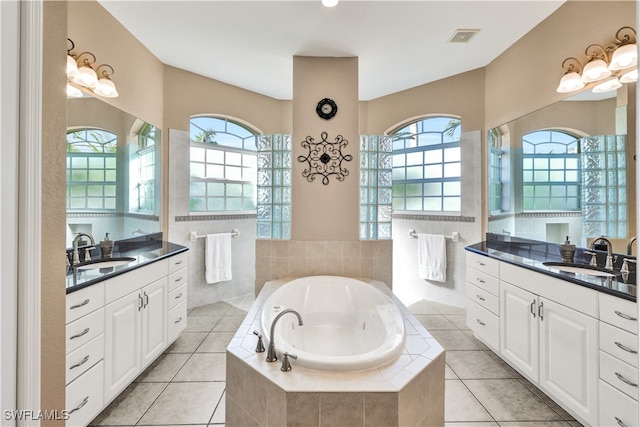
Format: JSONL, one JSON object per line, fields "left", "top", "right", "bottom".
{"left": 522, "top": 130, "right": 580, "bottom": 211}
{"left": 256, "top": 134, "right": 292, "bottom": 239}
{"left": 360, "top": 135, "right": 393, "bottom": 240}
{"left": 66, "top": 128, "right": 117, "bottom": 211}
{"left": 390, "top": 116, "right": 461, "bottom": 212}
{"left": 133, "top": 123, "right": 157, "bottom": 213}
{"left": 488, "top": 128, "right": 503, "bottom": 214}
{"left": 189, "top": 117, "right": 258, "bottom": 212}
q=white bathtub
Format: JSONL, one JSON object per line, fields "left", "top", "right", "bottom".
{"left": 260, "top": 276, "right": 406, "bottom": 371}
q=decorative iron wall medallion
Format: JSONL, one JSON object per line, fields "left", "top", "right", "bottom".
{"left": 297, "top": 131, "right": 352, "bottom": 185}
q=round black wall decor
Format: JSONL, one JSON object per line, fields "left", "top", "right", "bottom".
{"left": 316, "top": 98, "right": 338, "bottom": 120}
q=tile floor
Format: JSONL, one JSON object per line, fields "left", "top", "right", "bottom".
{"left": 90, "top": 295, "right": 584, "bottom": 427}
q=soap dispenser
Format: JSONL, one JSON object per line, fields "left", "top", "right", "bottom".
{"left": 100, "top": 233, "right": 114, "bottom": 258}
{"left": 559, "top": 236, "right": 576, "bottom": 264}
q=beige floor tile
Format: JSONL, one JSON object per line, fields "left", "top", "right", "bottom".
{"left": 164, "top": 332, "right": 208, "bottom": 354}
{"left": 213, "top": 315, "right": 246, "bottom": 332}
{"left": 445, "top": 380, "right": 493, "bottom": 423}
{"left": 498, "top": 422, "right": 574, "bottom": 427}
{"left": 445, "top": 364, "right": 458, "bottom": 380}
{"left": 137, "top": 382, "right": 225, "bottom": 425}
{"left": 445, "top": 423, "right": 499, "bottom": 427}
{"left": 444, "top": 314, "right": 471, "bottom": 330}
{"left": 210, "top": 392, "right": 226, "bottom": 424}
{"left": 430, "top": 330, "right": 488, "bottom": 351}
{"left": 173, "top": 353, "right": 226, "bottom": 382}
{"left": 407, "top": 300, "right": 440, "bottom": 314}
{"left": 188, "top": 301, "right": 232, "bottom": 317}
{"left": 92, "top": 382, "right": 167, "bottom": 426}
{"left": 464, "top": 379, "right": 563, "bottom": 422}
{"left": 135, "top": 353, "right": 190, "bottom": 383}
{"left": 446, "top": 351, "right": 520, "bottom": 380}
{"left": 225, "top": 306, "right": 249, "bottom": 317}
{"left": 430, "top": 301, "right": 466, "bottom": 315}
{"left": 184, "top": 315, "right": 222, "bottom": 332}
{"left": 414, "top": 314, "right": 458, "bottom": 330}
{"left": 196, "top": 331, "right": 236, "bottom": 353}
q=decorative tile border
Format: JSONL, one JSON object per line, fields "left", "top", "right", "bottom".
{"left": 392, "top": 213, "right": 475, "bottom": 222}
{"left": 175, "top": 213, "right": 257, "bottom": 222}
{"left": 515, "top": 212, "right": 581, "bottom": 218}
{"left": 67, "top": 212, "right": 124, "bottom": 218}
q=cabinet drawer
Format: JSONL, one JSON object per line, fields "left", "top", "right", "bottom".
{"left": 466, "top": 300, "right": 499, "bottom": 351}
{"left": 168, "top": 251, "right": 188, "bottom": 274}
{"left": 66, "top": 308, "right": 104, "bottom": 354}
{"left": 66, "top": 282, "right": 105, "bottom": 325}
{"left": 466, "top": 251, "right": 499, "bottom": 277}
{"left": 600, "top": 293, "right": 637, "bottom": 335}
{"left": 106, "top": 259, "right": 168, "bottom": 304}
{"left": 168, "top": 300, "right": 187, "bottom": 343}
{"left": 599, "top": 380, "right": 639, "bottom": 427}
{"left": 600, "top": 322, "right": 638, "bottom": 368}
{"left": 66, "top": 360, "right": 104, "bottom": 427}
{"left": 466, "top": 267, "right": 499, "bottom": 296}
{"left": 466, "top": 282, "right": 499, "bottom": 315}
{"left": 600, "top": 350, "right": 639, "bottom": 400}
{"left": 168, "top": 283, "right": 187, "bottom": 310}
{"left": 66, "top": 334, "right": 104, "bottom": 385}
{"left": 168, "top": 268, "right": 188, "bottom": 292}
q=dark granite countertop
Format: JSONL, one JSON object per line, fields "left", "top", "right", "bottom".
{"left": 66, "top": 236, "right": 188, "bottom": 294}
{"left": 466, "top": 238, "right": 636, "bottom": 302}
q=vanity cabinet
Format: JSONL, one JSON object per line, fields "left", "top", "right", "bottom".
{"left": 597, "top": 293, "right": 638, "bottom": 427}
{"left": 65, "top": 248, "right": 188, "bottom": 426}
{"left": 499, "top": 265, "right": 599, "bottom": 426}
{"left": 104, "top": 268, "right": 168, "bottom": 402}
{"left": 465, "top": 252, "right": 500, "bottom": 351}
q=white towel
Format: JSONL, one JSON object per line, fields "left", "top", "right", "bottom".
{"left": 205, "top": 234, "right": 232, "bottom": 284}
{"left": 417, "top": 233, "right": 447, "bottom": 282}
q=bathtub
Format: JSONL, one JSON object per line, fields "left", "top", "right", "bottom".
{"left": 260, "top": 276, "right": 406, "bottom": 371}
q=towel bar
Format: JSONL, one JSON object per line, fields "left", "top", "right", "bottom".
{"left": 409, "top": 229, "right": 459, "bottom": 243}
{"left": 190, "top": 229, "right": 239, "bottom": 241}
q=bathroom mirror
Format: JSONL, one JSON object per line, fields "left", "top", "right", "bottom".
{"left": 487, "top": 83, "right": 636, "bottom": 250}
{"left": 66, "top": 96, "right": 161, "bottom": 247}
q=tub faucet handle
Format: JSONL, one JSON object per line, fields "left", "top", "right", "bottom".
{"left": 281, "top": 352, "right": 297, "bottom": 372}
{"left": 253, "top": 330, "right": 265, "bottom": 353}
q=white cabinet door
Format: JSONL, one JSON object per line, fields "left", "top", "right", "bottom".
{"left": 104, "top": 291, "right": 143, "bottom": 402}
{"left": 500, "top": 281, "right": 539, "bottom": 381}
{"left": 141, "top": 278, "right": 167, "bottom": 367}
{"left": 539, "top": 297, "right": 598, "bottom": 426}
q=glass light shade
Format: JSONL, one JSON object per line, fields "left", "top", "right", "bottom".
{"left": 66, "top": 55, "right": 78, "bottom": 77}
{"left": 619, "top": 68, "right": 638, "bottom": 83}
{"left": 66, "top": 84, "right": 83, "bottom": 98}
{"left": 72, "top": 65, "right": 98, "bottom": 88}
{"left": 322, "top": 0, "right": 339, "bottom": 7}
{"left": 592, "top": 77, "right": 622, "bottom": 93}
{"left": 581, "top": 59, "right": 611, "bottom": 83}
{"left": 609, "top": 44, "right": 638, "bottom": 70}
{"left": 556, "top": 72, "right": 585, "bottom": 93}
{"left": 93, "top": 78, "right": 119, "bottom": 98}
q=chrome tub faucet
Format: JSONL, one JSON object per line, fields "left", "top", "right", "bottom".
{"left": 266, "top": 309, "right": 303, "bottom": 363}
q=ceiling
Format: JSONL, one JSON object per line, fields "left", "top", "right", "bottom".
{"left": 99, "top": 0, "right": 565, "bottom": 100}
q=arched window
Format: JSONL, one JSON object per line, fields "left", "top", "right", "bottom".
{"left": 390, "top": 116, "right": 461, "bottom": 212}
{"left": 189, "top": 116, "right": 258, "bottom": 212}
{"left": 522, "top": 130, "right": 580, "bottom": 211}
{"left": 133, "top": 123, "right": 158, "bottom": 213}
{"left": 66, "top": 128, "right": 117, "bottom": 211}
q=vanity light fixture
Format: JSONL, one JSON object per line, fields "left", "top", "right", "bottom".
{"left": 322, "top": 0, "right": 339, "bottom": 7}
{"left": 556, "top": 26, "right": 638, "bottom": 94}
{"left": 66, "top": 38, "right": 119, "bottom": 98}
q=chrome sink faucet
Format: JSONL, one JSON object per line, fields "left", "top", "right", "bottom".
{"left": 627, "top": 237, "right": 637, "bottom": 256}
{"left": 589, "top": 236, "right": 614, "bottom": 270}
{"left": 266, "top": 309, "right": 303, "bottom": 363}
{"left": 72, "top": 232, "right": 95, "bottom": 265}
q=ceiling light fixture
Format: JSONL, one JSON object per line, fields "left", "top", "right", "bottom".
{"left": 66, "top": 38, "right": 119, "bottom": 98}
{"left": 556, "top": 27, "right": 637, "bottom": 94}
{"left": 322, "top": 0, "right": 339, "bottom": 7}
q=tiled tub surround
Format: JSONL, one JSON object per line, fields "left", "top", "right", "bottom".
{"left": 255, "top": 240, "right": 393, "bottom": 294}
{"left": 226, "top": 278, "right": 445, "bottom": 426}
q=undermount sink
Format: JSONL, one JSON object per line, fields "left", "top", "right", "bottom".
{"left": 542, "top": 262, "right": 619, "bottom": 278}
{"left": 73, "top": 257, "right": 136, "bottom": 271}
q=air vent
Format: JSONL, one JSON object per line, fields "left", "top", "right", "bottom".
{"left": 448, "top": 29, "right": 480, "bottom": 43}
